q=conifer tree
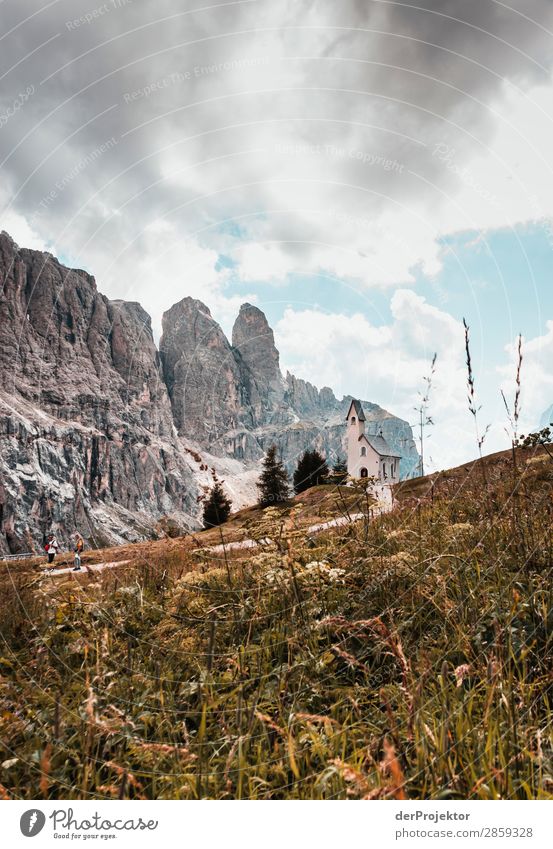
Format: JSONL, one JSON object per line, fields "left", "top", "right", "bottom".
{"left": 328, "top": 456, "right": 348, "bottom": 484}
{"left": 293, "top": 449, "right": 329, "bottom": 494}
{"left": 202, "top": 481, "right": 232, "bottom": 528}
{"left": 257, "top": 444, "right": 290, "bottom": 506}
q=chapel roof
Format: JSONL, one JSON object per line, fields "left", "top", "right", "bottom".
{"left": 345, "top": 399, "right": 366, "bottom": 421}
{"left": 359, "top": 432, "right": 402, "bottom": 458}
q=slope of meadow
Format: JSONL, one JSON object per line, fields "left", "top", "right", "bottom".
{"left": 0, "top": 449, "right": 552, "bottom": 799}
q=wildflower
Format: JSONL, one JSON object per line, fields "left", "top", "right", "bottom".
{"left": 454, "top": 663, "right": 471, "bottom": 687}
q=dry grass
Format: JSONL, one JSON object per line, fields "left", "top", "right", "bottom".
{"left": 0, "top": 450, "right": 552, "bottom": 799}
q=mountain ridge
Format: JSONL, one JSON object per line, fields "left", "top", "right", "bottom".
{"left": 0, "top": 231, "right": 419, "bottom": 553}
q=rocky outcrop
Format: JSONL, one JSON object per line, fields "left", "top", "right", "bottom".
{"left": 284, "top": 372, "right": 335, "bottom": 419}
{"left": 160, "top": 297, "right": 245, "bottom": 442}
{"left": 0, "top": 232, "right": 419, "bottom": 554}
{"left": 0, "top": 232, "right": 200, "bottom": 554}
{"left": 232, "top": 303, "right": 286, "bottom": 423}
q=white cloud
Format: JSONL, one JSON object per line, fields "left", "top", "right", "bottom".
{"left": 429, "top": 79, "right": 553, "bottom": 237}
{"left": 0, "top": 206, "right": 48, "bottom": 252}
{"left": 235, "top": 241, "right": 298, "bottom": 283}
{"left": 500, "top": 322, "right": 553, "bottom": 434}
{"left": 275, "top": 289, "right": 487, "bottom": 470}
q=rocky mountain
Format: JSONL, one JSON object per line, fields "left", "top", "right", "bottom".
{"left": 160, "top": 299, "right": 419, "bottom": 476}
{"left": 0, "top": 231, "right": 204, "bottom": 555}
{"left": 0, "top": 232, "right": 419, "bottom": 554}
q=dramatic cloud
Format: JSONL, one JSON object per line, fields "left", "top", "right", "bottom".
{"left": 2, "top": 1, "right": 553, "bottom": 467}
{"left": 2, "top": 0, "right": 553, "bottom": 311}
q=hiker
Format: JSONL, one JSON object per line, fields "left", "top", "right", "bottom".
{"left": 45, "top": 533, "right": 59, "bottom": 565}
{"left": 73, "top": 533, "right": 84, "bottom": 572}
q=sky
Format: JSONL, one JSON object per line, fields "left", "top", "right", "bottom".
{"left": 2, "top": 0, "right": 553, "bottom": 471}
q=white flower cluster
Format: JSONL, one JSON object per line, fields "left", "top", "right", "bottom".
{"left": 300, "top": 561, "right": 346, "bottom": 583}
{"left": 263, "top": 560, "right": 346, "bottom": 586}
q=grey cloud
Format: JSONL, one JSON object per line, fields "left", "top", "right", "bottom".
{"left": 1, "top": 0, "right": 553, "bottom": 318}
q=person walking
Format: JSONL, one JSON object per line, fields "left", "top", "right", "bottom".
{"left": 73, "top": 533, "right": 84, "bottom": 571}
{"left": 45, "top": 533, "right": 59, "bottom": 566}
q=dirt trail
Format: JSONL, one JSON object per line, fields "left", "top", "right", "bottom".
{"left": 40, "top": 514, "right": 368, "bottom": 572}
{"left": 203, "top": 486, "right": 393, "bottom": 554}
{"left": 42, "top": 559, "right": 131, "bottom": 577}
{"left": 204, "top": 512, "right": 366, "bottom": 554}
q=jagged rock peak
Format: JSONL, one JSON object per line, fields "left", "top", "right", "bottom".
{"left": 232, "top": 302, "right": 283, "bottom": 405}
{"left": 236, "top": 302, "right": 267, "bottom": 321}
{"left": 0, "top": 230, "right": 95, "bottom": 286}
{"left": 160, "top": 295, "right": 242, "bottom": 439}
{"left": 284, "top": 371, "right": 338, "bottom": 417}
{"left": 110, "top": 299, "right": 153, "bottom": 332}
{"left": 0, "top": 229, "right": 17, "bottom": 246}
{"left": 233, "top": 302, "right": 278, "bottom": 348}
{"left": 160, "top": 297, "right": 215, "bottom": 348}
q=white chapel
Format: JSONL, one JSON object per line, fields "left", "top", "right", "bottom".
{"left": 346, "top": 399, "right": 401, "bottom": 483}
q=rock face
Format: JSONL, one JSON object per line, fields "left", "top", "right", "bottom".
{"left": 232, "top": 303, "right": 286, "bottom": 422}
{"left": 0, "top": 232, "right": 199, "bottom": 554}
{"left": 0, "top": 231, "right": 419, "bottom": 554}
{"left": 160, "top": 297, "right": 244, "bottom": 442}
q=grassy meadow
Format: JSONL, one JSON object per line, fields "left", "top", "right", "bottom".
{"left": 0, "top": 447, "right": 552, "bottom": 799}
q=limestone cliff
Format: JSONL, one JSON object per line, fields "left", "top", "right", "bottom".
{"left": 0, "top": 232, "right": 199, "bottom": 554}
{"left": 160, "top": 297, "right": 245, "bottom": 441}
{"left": 232, "top": 303, "right": 286, "bottom": 423}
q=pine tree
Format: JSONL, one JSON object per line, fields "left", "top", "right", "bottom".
{"left": 257, "top": 445, "right": 290, "bottom": 506}
{"left": 293, "top": 449, "right": 329, "bottom": 494}
{"left": 329, "top": 456, "right": 348, "bottom": 484}
{"left": 202, "top": 481, "right": 232, "bottom": 528}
